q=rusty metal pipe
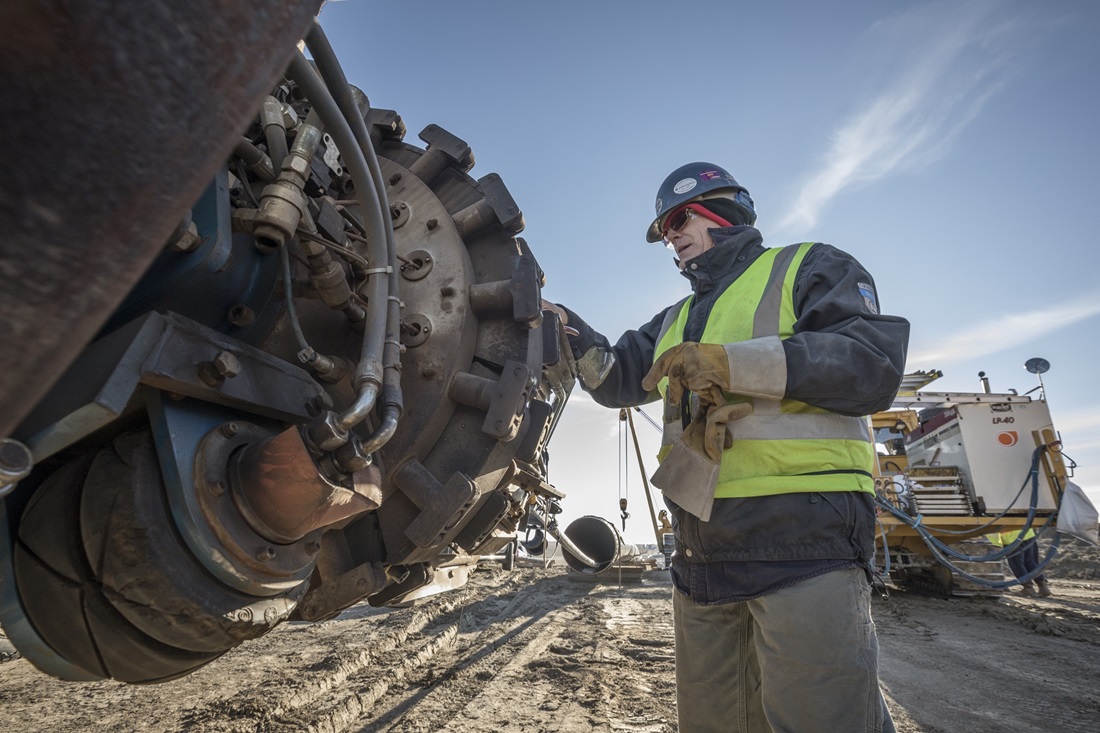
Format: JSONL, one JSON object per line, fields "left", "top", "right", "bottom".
{"left": 230, "top": 427, "right": 381, "bottom": 544}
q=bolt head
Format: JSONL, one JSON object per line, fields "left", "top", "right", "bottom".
{"left": 227, "top": 305, "right": 255, "bottom": 328}
{"left": 213, "top": 351, "right": 241, "bottom": 378}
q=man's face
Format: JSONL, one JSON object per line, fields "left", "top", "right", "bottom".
{"left": 663, "top": 206, "right": 717, "bottom": 269}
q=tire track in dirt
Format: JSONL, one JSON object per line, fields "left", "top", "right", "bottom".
{"left": 405, "top": 575, "right": 678, "bottom": 733}
{"left": 172, "top": 566, "right": 531, "bottom": 732}
{"left": 292, "top": 571, "right": 679, "bottom": 733}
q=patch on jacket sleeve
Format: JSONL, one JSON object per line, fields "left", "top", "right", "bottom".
{"left": 857, "top": 282, "right": 879, "bottom": 314}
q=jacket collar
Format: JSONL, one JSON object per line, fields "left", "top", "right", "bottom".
{"left": 679, "top": 225, "right": 766, "bottom": 294}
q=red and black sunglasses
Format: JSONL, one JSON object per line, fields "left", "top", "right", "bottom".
{"left": 660, "top": 203, "right": 731, "bottom": 241}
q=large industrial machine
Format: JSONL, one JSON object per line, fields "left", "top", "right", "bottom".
{"left": 870, "top": 365, "right": 1083, "bottom": 596}
{"left": 0, "top": 3, "right": 575, "bottom": 683}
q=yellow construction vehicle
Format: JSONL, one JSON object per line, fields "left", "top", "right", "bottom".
{"left": 870, "top": 363, "right": 1077, "bottom": 596}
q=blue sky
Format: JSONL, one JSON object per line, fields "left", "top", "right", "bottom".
{"left": 318, "top": 0, "right": 1100, "bottom": 544}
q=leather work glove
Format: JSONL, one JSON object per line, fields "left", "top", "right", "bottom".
{"left": 650, "top": 401, "right": 752, "bottom": 522}
{"left": 677, "top": 400, "right": 753, "bottom": 463}
{"left": 642, "top": 342, "right": 731, "bottom": 407}
{"left": 700, "top": 402, "right": 753, "bottom": 462}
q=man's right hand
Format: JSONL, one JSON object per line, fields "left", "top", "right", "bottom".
{"left": 642, "top": 342, "right": 731, "bottom": 406}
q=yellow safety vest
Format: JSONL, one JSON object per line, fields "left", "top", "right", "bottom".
{"left": 987, "top": 529, "right": 1036, "bottom": 547}
{"left": 653, "top": 243, "right": 876, "bottom": 499}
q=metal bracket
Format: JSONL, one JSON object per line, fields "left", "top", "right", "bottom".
{"left": 392, "top": 459, "right": 479, "bottom": 548}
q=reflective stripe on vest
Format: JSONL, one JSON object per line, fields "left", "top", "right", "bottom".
{"left": 653, "top": 243, "right": 875, "bottom": 499}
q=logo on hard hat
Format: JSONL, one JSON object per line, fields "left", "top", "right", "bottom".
{"left": 996, "top": 431, "right": 1019, "bottom": 447}
{"left": 673, "top": 178, "right": 697, "bottom": 195}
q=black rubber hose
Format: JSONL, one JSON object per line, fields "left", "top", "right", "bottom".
{"left": 261, "top": 96, "right": 290, "bottom": 172}
{"left": 286, "top": 51, "right": 389, "bottom": 432}
{"left": 304, "top": 21, "right": 404, "bottom": 434}
{"left": 233, "top": 138, "right": 276, "bottom": 183}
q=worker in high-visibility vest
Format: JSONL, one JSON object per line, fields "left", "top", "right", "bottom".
{"left": 543, "top": 162, "right": 909, "bottom": 733}
{"left": 987, "top": 528, "right": 1053, "bottom": 597}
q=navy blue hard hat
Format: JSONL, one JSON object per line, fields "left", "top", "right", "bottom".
{"left": 646, "top": 162, "right": 757, "bottom": 242}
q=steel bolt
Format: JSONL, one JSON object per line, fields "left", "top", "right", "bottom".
{"left": 210, "top": 480, "right": 228, "bottom": 496}
{"left": 199, "top": 353, "right": 238, "bottom": 387}
{"left": 306, "top": 541, "right": 322, "bottom": 555}
{"left": 227, "top": 304, "right": 255, "bottom": 327}
{"left": 307, "top": 392, "right": 334, "bottom": 415}
{"left": 258, "top": 546, "right": 276, "bottom": 561}
{"left": 221, "top": 422, "right": 240, "bottom": 437}
{"left": 199, "top": 351, "right": 243, "bottom": 387}
{"left": 213, "top": 351, "right": 241, "bottom": 378}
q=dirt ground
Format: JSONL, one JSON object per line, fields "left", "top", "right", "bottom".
{"left": 2, "top": 538, "right": 1098, "bottom": 733}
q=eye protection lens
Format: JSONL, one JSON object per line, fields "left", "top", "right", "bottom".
{"left": 661, "top": 206, "right": 697, "bottom": 241}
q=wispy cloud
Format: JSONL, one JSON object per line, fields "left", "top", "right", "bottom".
{"left": 775, "top": 2, "right": 1025, "bottom": 237}
{"left": 908, "top": 294, "right": 1100, "bottom": 366}
{"left": 1053, "top": 410, "right": 1100, "bottom": 437}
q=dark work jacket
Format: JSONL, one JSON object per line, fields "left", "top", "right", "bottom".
{"left": 560, "top": 226, "right": 911, "bottom": 603}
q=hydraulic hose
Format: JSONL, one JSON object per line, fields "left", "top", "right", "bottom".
{"left": 924, "top": 532, "right": 1062, "bottom": 589}
{"left": 879, "top": 445, "right": 1048, "bottom": 562}
{"left": 875, "top": 444, "right": 1063, "bottom": 589}
{"left": 280, "top": 241, "right": 312, "bottom": 354}
{"left": 233, "top": 138, "right": 276, "bottom": 183}
{"left": 286, "top": 51, "right": 390, "bottom": 436}
{"left": 260, "top": 96, "right": 290, "bottom": 172}
{"left": 304, "top": 22, "right": 404, "bottom": 442}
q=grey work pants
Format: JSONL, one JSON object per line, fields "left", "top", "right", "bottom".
{"left": 673, "top": 567, "right": 895, "bottom": 733}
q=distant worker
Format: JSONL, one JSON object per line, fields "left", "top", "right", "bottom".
{"left": 988, "top": 528, "right": 1053, "bottom": 597}
{"left": 543, "top": 162, "right": 909, "bottom": 733}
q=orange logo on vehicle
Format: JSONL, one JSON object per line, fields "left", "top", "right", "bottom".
{"left": 996, "top": 431, "right": 1019, "bottom": 447}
